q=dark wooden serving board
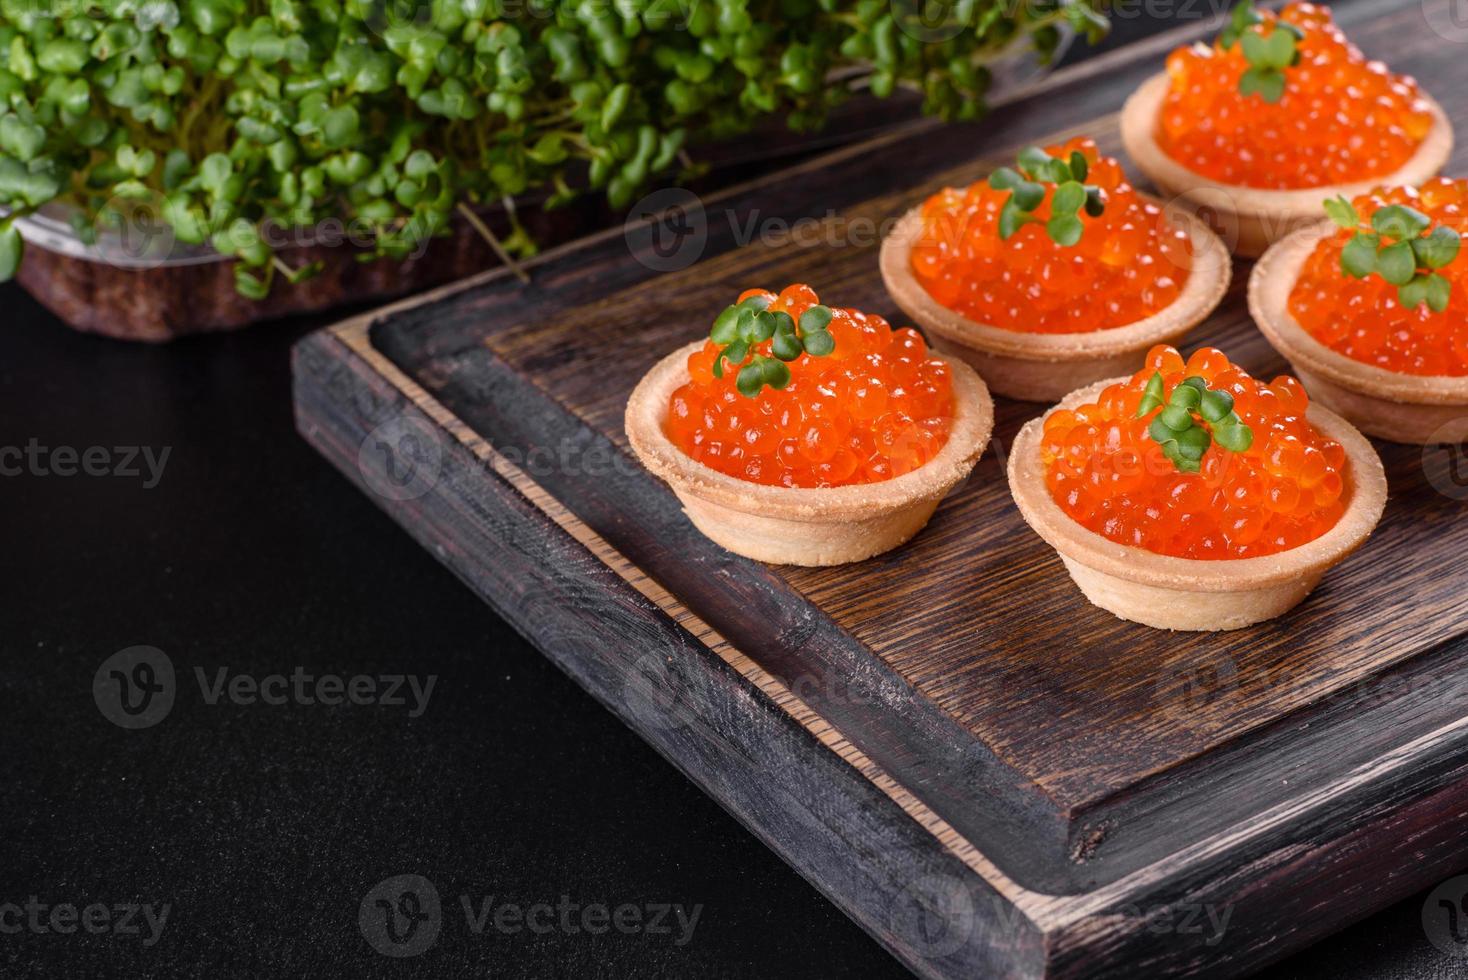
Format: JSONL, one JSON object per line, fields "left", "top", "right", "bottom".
{"left": 293, "top": 2, "right": 1468, "bottom": 975}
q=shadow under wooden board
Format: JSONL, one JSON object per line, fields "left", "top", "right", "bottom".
{"left": 293, "top": 0, "right": 1468, "bottom": 975}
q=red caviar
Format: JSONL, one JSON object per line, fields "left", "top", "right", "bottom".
{"left": 666, "top": 285, "right": 955, "bottom": 488}
{"left": 1040, "top": 345, "right": 1350, "bottom": 559}
{"left": 910, "top": 137, "right": 1193, "bottom": 333}
{"left": 1158, "top": 3, "right": 1433, "bottom": 189}
{"left": 1290, "top": 179, "right": 1468, "bottom": 375}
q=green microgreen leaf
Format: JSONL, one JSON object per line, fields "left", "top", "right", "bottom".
{"left": 772, "top": 330, "right": 803, "bottom": 361}
{"left": 1084, "top": 187, "right": 1106, "bottom": 218}
{"left": 711, "top": 304, "right": 740, "bottom": 344}
{"left": 739, "top": 293, "right": 772, "bottom": 312}
{"left": 998, "top": 146, "right": 1106, "bottom": 246}
{"left": 1213, "top": 419, "right": 1254, "bottom": 452}
{"left": 1258, "top": 27, "right": 1297, "bottom": 69}
{"left": 1372, "top": 204, "right": 1431, "bottom": 241}
{"left": 988, "top": 167, "right": 1021, "bottom": 191}
{"left": 802, "top": 329, "right": 835, "bottom": 357}
{"left": 1323, "top": 194, "right": 1358, "bottom": 229}
{"left": 0, "top": 0, "right": 1108, "bottom": 300}
{"left": 1052, "top": 181, "right": 1086, "bottom": 215}
{"left": 750, "top": 310, "right": 778, "bottom": 342}
{"left": 1399, "top": 274, "right": 1431, "bottom": 311}
{"left": 1144, "top": 373, "right": 1253, "bottom": 471}
{"left": 735, "top": 361, "right": 764, "bottom": 397}
{"left": 1413, "top": 226, "right": 1461, "bottom": 269}
{"left": 759, "top": 356, "right": 792, "bottom": 390}
{"left": 1046, "top": 214, "right": 1083, "bottom": 247}
{"left": 1239, "top": 31, "right": 1268, "bottom": 64}
{"left": 1199, "top": 388, "right": 1235, "bottom": 423}
{"left": 1340, "top": 233, "right": 1379, "bottom": 278}
{"left": 998, "top": 198, "right": 1032, "bottom": 240}
{"left": 1169, "top": 383, "right": 1202, "bottom": 413}
{"left": 1068, "top": 151, "right": 1088, "bottom": 182}
{"left": 1176, "top": 426, "right": 1211, "bottom": 461}
{"left": 1136, "top": 372, "right": 1165, "bottom": 417}
{"left": 799, "top": 304, "right": 833, "bottom": 333}
{"left": 1338, "top": 205, "right": 1458, "bottom": 312}
{"left": 1017, "top": 145, "right": 1051, "bottom": 177}
{"left": 1158, "top": 404, "right": 1193, "bottom": 431}
{"left": 1011, "top": 180, "right": 1045, "bottom": 212}
{"left": 1378, "top": 240, "right": 1417, "bottom": 286}
{"left": 1238, "top": 65, "right": 1286, "bottom": 103}
{"left": 0, "top": 221, "right": 22, "bottom": 281}
{"left": 1426, "top": 273, "right": 1452, "bottom": 313}
{"left": 1218, "top": 0, "right": 1262, "bottom": 49}
{"left": 1149, "top": 416, "right": 1180, "bottom": 446}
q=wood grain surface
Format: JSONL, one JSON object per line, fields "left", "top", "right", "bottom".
{"left": 450, "top": 0, "right": 1468, "bottom": 813}
{"left": 296, "top": 0, "right": 1468, "bottom": 974}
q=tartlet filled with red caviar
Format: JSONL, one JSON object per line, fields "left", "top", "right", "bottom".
{"left": 880, "top": 138, "right": 1230, "bottom": 402}
{"left": 1121, "top": 1, "right": 1452, "bottom": 257}
{"left": 1251, "top": 179, "right": 1468, "bottom": 444}
{"left": 1008, "top": 345, "right": 1386, "bottom": 630}
{"left": 625, "top": 284, "right": 994, "bottom": 566}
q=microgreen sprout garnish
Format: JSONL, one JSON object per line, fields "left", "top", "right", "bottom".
{"left": 1324, "top": 196, "right": 1461, "bottom": 313}
{"left": 709, "top": 295, "right": 835, "bottom": 398}
{"left": 1217, "top": 0, "right": 1304, "bottom": 104}
{"left": 1136, "top": 372, "right": 1253, "bottom": 473}
{"left": 989, "top": 146, "right": 1106, "bottom": 246}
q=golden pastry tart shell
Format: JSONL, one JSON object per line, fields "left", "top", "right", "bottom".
{"left": 625, "top": 340, "right": 995, "bottom": 566}
{"left": 879, "top": 199, "right": 1230, "bottom": 403}
{"left": 1007, "top": 378, "right": 1387, "bottom": 631}
{"left": 1121, "top": 71, "right": 1453, "bottom": 258}
{"left": 1250, "top": 224, "right": 1468, "bottom": 444}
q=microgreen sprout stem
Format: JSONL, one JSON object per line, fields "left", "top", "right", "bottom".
{"left": 989, "top": 145, "right": 1106, "bottom": 246}
{"left": 709, "top": 293, "right": 835, "bottom": 398}
{"left": 1324, "top": 195, "right": 1460, "bottom": 313}
{"left": 0, "top": 0, "right": 1107, "bottom": 297}
{"left": 1217, "top": 0, "right": 1303, "bottom": 104}
{"left": 1136, "top": 371, "right": 1253, "bottom": 473}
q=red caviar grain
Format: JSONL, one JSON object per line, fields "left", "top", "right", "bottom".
{"left": 910, "top": 137, "right": 1193, "bottom": 333}
{"left": 1289, "top": 179, "right": 1468, "bottom": 375}
{"left": 1158, "top": 2, "right": 1432, "bottom": 189}
{"left": 666, "top": 284, "right": 956, "bottom": 488}
{"left": 1040, "top": 344, "right": 1350, "bottom": 559}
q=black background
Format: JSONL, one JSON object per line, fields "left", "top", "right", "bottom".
{"left": 5, "top": 11, "right": 1468, "bottom": 978}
